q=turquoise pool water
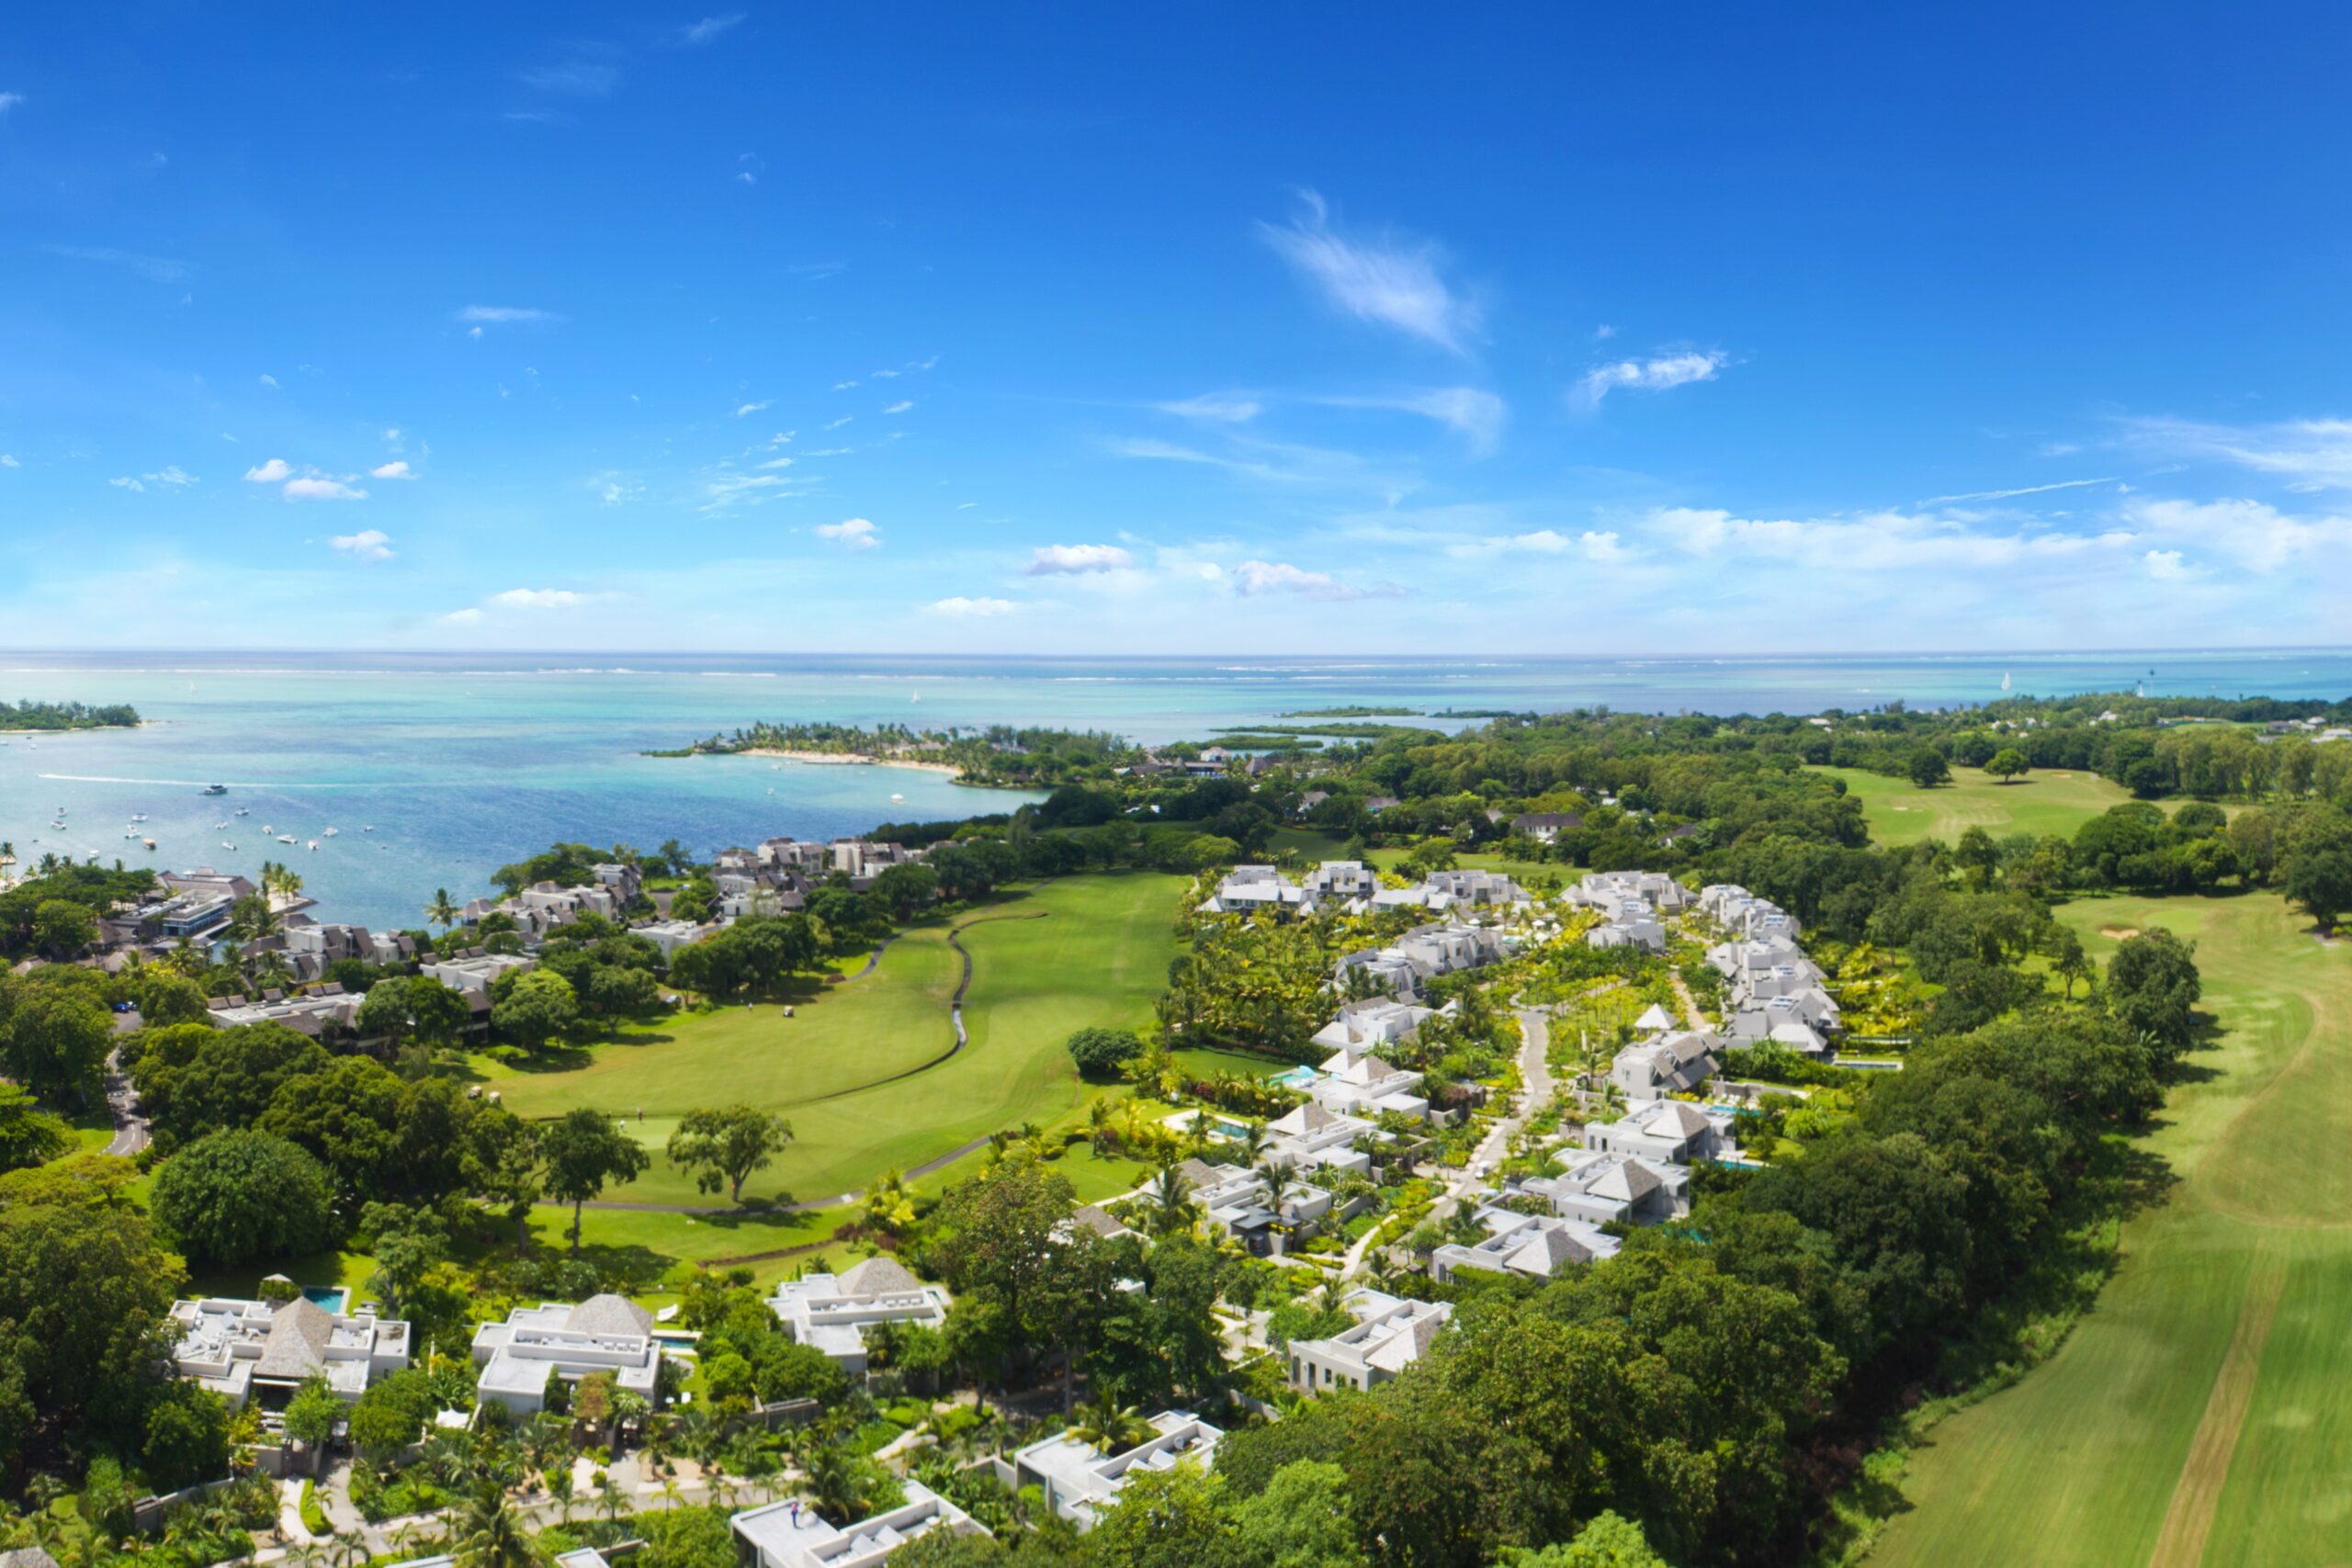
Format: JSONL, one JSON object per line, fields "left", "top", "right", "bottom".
{"left": 302, "top": 1285, "right": 350, "bottom": 1314}
{"left": 1268, "top": 1066, "right": 1321, "bottom": 1089}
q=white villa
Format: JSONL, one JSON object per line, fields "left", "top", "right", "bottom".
{"left": 1310, "top": 997, "right": 1435, "bottom": 1055}
{"left": 1336, "top": 921, "right": 1507, "bottom": 999}
{"left": 1008, "top": 1412, "right": 1225, "bottom": 1531}
{"left": 1515, "top": 1150, "right": 1690, "bottom": 1226}
{"left": 1262, "top": 1100, "right": 1379, "bottom": 1175}
{"left": 768, "top": 1258, "right": 951, "bottom": 1374}
{"left": 168, "top": 1292, "right": 411, "bottom": 1410}
{"left": 1574, "top": 871, "right": 1695, "bottom": 916}
{"left": 1702, "top": 884, "right": 1839, "bottom": 1055}
{"left": 1611, "top": 1030, "right": 1722, "bottom": 1100}
{"left": 1431, "top": 1207, "right": 1621, "bottom": 1283}
{"left": 1583, "top": 1099, "right": 1739, "bottom": 1166}
{"left": 419, "top": 950, "right": 536, "bottom": 1015}
{"left": 1197, "top": 864, "right": 1307, "bottom": 917}
{"left": 733, "top": 1481, "right": 987, "bottom": 1568}
{"left": 1306, "top": 1053, "right": 1429, "bottom": 1121}
{"left": 1287, "top": 1289, "right": 1453, "bottom": 1396}
{"left": 470, "top": 1294, "right": 663, "bottom": 1416}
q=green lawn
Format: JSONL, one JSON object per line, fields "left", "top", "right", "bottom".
{"left": 488, "top": 872, "right": 1186, "bottom": 1209}
{"left": 1815, "top": 764, "right": 2235, "bottom": 847}
{"left": 1869, "top": 891, "right": 2352, "bottom": 1567}
{"left": 1268, "top": 825, "right": 1557, "bottom": 884}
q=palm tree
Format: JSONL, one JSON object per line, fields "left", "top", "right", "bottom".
{"left": 428, "top": 888, "right": 461, "bottom": 930}
{"left": 1071, "top": 1391, "right": 1147, "bottom": 1454}
{"left": 802, "top": 1444, "right": 864, "bottom": 1523}
{"left": 248, "top": 948, "right": 297, "bottom": 992}
{"left": 452, "top": 1486, "right": 538, "bottom": 1568}
{"left": 1147, "top": 1163, "right": 1197, "bottom": 1236}
{"left": 1085, "top": 1098, "right": 1114, "bottom": 1156}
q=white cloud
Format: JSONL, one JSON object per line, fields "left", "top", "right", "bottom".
{"left": 872, "top": 368, "right": 899, "bottom": 379}
{"left": 1594, "top": 324, "right": 1617, "bottom": 341}
{"left": 2143, "top": 548, "right": 2188, "bottom": 580}
{"left": 699, "top": 472, "right": 795, "bottom": 512}
{"left": 823, "top": 415, "right": 853, "bottom": 430}
{"left": 492, "top": 588, "right": 586, "bottom": 609}
{"left": 369, "top": 460, "right": 414, "bottom": 480}
{"left": 734, "top": 400, "right": 771, "bottom": 417}
{"left": 833, "top": 380, "right": 858, "bottom": 390}
{"left": 442, "top": 607, "right": 485, "bottom": 625}
{"left": 1260, "top": 190, "right": 1476, "bottom": 354}
{"left": 46, "top": 244, "right": 188, "bottom": 283}
{"left": 1157, "top": 393, "right": 1261, "bottom": 423}
{"left": 1233, "top": 558, "right": 1376, "bottom": 601}
{"left": 883, "top": 400, "right": 912, "bottom": 414}
{"left": 258, "top": 374, "right": 279, "bottom": 388}
{"left": 108, "top": 477, "right": 144, "bottom": 491}
{"left": 1574, "top": 350, "right": 1727, "bottom": 410}
{"left": 456, "top": 305, "right": 561, "bottom": 325}
{"left": 282, "top": 476, "right": 368, "bottom": 502}
{"left": 331, "top": 529, "right": 394, "bottom": 562}
{"left": 1026, "top": 544, "right": 1135, "bottom": 575}
{"left": 1647, "top": 505, "right": 2132, "bottom": 572}
{"left": 678, "top": 13, "right": 744, "bottom": 44}
{"left": 384, "top": 427, "right": 401, "bottom": 442}
{"left": 816, "top": 517, "right": 880, "bottom": 549}
{"left": 755, "top": 456, "right": 796, "bottom": 470}
{"left": 1449, "top": 528, "right": 1628, "bottom": 561}
{"left": 145, "top": 465, "right": 195, "bottom": 488}
{"left": 0, "top": 454, "right": 16, "bottom": 468}
{"left": 0, "top": 94, "right": 20, "bottom": 113}
{"left": 243, "top": 457, "right": 293, "bottom": 483}
{"left": 2127, "top": 496, "right": 2352, "bottom": 572}
{"left": 924, "top": 595, "right": 1018, "bottom": 617}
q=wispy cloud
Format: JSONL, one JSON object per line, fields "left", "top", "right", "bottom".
{"left": 105, "top": 465, "right": 195, "bottom": 493}
{"left": 832, "top": 379, "right": 859, "bottom": 391}
{"left": 369, "top": 460, "right": 415, "bottom": 480}
{"left": 1258, "top": 189, "right": 1477, "bottom": 354}
{"left": 108, "top": 477, "right": 144, "bottom": 492}
{"left": 924, "top": 595, "right": 1019, "bottom": 618}
{"left": 517, "top": 59, "right": 619, "bottom": 96}
{"left": 457, "top": 305, "right": 562, "bottom": 325}
{"left": 0, "top": 455, "right": 17, "bottom": 468}
{"left": 1919, "top": 476, "right": 2119, "bottom": 505}
{"left": 1573, "top": 350, "right": 1727, "bottom": 411}
{"left": 1157, "top": 392, "right": 1262, "bottom": 423}
{"left": 2124, "top": 415, "right": 2352, "bottom": 491}
{"left": 677, "top": 13, "right": 745, "bottom": 44}
{"left": 1026, "top": 544, "right": 1135, "bottom": 575}
{"left": 258, "top": 374, "right": 279, "bottom": 388}
{"left": 815, "top": 518, "right": 879, "bottom": 550}
{"left": 734, "top": 399, "right": 772, "bottom": 418}
{"left": 331, "top": 529, "right": 394, "bottom": 562}
{"left": 1319, "top": 387, "right": 1506, "bottom": 455}
{"left": 2143, "top": 548, "right": 2189, "bottom": 580}
{"left": 492, "top": 588, "right": 588, "bottom": 609}
{"left": 1447, "top": 528, "right": 1628, "bottom": 561}
{"left": 698, "top": 472, "right": 796, "bottom": 513}
{"left": 0, "top": 94, "right": 22, "bottom": 114}
{"left": 1648, "top": 505, "right": 2132, "bottom": 572}
{"left": 243, "top": 458, "right": 292, "bottom": 483}
{"left": 47, "top": 243, "right": 189, "bottom": 283}
{"left": 823, "top": 415, "right": 854, "bottom": 431}
{"left": 883, "top": 400, "right": 912, "bottom": 414}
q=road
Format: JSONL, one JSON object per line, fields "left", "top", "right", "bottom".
{"left": 101, "top": 1043, "right": 150, "bottom": 1156}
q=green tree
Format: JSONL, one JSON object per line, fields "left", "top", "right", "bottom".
{"left": 140, "top": 1381, "right": 233, "bottom": 1493}
{"left": 0, "top": 1083, "right": 73, "bottom": 1170}
{"left": 1984, "top": 748, "right": 2030, "bottom": 784}
{"left": 0, "top": 982, "right": 112, "bottom": 1105}
{"left": 1953, "top": 826, "right": 2001, "bottom": 891}
{"left": 151, "top": 1129, "right": 337, "bottom": 1268}
{"left": 665, "top": 1105, "right": 792, "bottom": 1204}
{"left": 356, "top": 976, "right": 471, "bottom": 1052}
{"left": 29, "top": 898, "right": 96, "bottom": 959}
{"left": 452, "top": 1483, "right": 541, "bottom": 1568}
{"left": 492, "top": 969, "right": 581, "bottom": 1053}
{"left": 1498, "top": 1511, "right": 1671, "bottom": 1567}
{"left": 1067, "top": 1026, "right": 1145, "bottom": 1078}
{"left": 349, "top": 1369, "right": 441, "bottom": 1459}
{"left": 1228, "top": 1459, "right": 1366, "bottom": 1568}
{"left": 2285, "top": 841, "right": 2352, "bottom": 934}
{"left": 2106, "top": 927, "right": 2201, "bottom": 1064}
{"left": 359, "top": 1202, "right": 450, "bottom": 1320}
{"left": 1907, "top": 749, "right": 1952, "bottom": 789}
{"left": 426, "top": 889, "right": 461, "bottom": 930}
{"left": 542, "top": 1109, "right": 650, "bottom": 1253}
{"left": 1080, "top": 1461, "right": 1229, "bottom": 1568}
{"left": 282, "top": 1377, "right": 344, "bottom": 1472}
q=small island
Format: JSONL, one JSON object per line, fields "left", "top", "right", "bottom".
{"left": 646, "top": 720, "right": 1144, "bottom": 786}
{"left": 1, "top": 697, "right": 141, "bottom": 732}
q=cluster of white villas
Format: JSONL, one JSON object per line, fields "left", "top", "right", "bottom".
{"left": 1198, "top": 862, "right": 1531, "bottom": 919}
{"left": 1699, "top": 885, "right": 1840, "bottom": 1055}
{"left": 1568, "top": 869, "right": 1694, "bottom": 953}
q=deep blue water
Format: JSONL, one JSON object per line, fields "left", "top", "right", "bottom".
{"left": 2, "top": 649, "right": 2346, "bottom": 933}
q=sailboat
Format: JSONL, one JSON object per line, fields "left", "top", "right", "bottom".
{"left": 2000, "top": 671, "right": 2011, "bottom": 693}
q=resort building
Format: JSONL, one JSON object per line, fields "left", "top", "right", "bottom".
{"left": 421, "top": 950, "right": 536, "bottom": 1015}
{"left": 168, "top": 1291, "right": 412, "bottom": 1410}
{"left": 1287, "top": 1290, "right": 1453, "bottom": 1396}
{"left": 1310, "top": 997, "right": 1435, "bottom": 1055}
{"left": 1431, "top": 1208, "right": 1621, "bottom": 1283}
{"left": 768, "top": 1258, "right": 951, "bottom": 1375}
{"left": 469, "top": 1294, "right": 664, "bottom": 1416}
{"left": 202, "top": 987, "right": 362, "bottom": 1036}
{"left": 732, "top": 1483, "right": 989, "bottom": 1568}
{"left": 1262, "top": 1100, "right": 1379, "bottom": 1176}
{"left": 1610, "top": 1030, "right": 1722, "bottom": 1100}
{"left": 1582, "top": 1100, "right": 1739, "bottom": 1166}
{"left": 1197, "top": 864, "right": 1306, "bottom": 917}
{"left": 1007, "top": 1412, "right": 1225, "bottom": 1531}
{"left": 1306, "top": 1054, "right": 1430, "bottom": 1121}
{"left": 1514, "top": 1151, "right": 1690, "bottom": 1226}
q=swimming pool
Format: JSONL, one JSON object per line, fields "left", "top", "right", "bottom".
{"left": 1268, "top": 1066, "right": 1321, "bottom": 1089}
{"left": 302, "top": 1285, "right": 350, "bottom": 1314}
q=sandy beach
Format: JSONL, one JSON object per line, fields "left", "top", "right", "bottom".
{"left": 739, "top": 748, "right": 967, "bottom": 778}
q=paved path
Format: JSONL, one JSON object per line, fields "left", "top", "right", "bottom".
{"left": 101, "top": 1045, "right": 150, "bottom": 1156}
{"left": 564, "top": 913, "right": 1045, "bottom": 1216}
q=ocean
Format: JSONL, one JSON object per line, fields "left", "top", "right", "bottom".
{"left": 3, "top": 649, "right": 2347, "bottom": 935}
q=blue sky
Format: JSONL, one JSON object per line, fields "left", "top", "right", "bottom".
{"left": 4, "top": 4, "right": 2351, "bottom": 653}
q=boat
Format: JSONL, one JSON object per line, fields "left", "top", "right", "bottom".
{"left": 214, "top": 821, "right": 228, "bottom": 829}
{"left": 307, "top": 840, "right": 319, "bottom": 852}
{"left": 129, "top": 813, "right": 148, "bottom": 823}
{"left": 234, "top": 807, "right": 249, "bottom": 817}
{"left": 2000, "top": 671, "right": 2012, "bottom": 693}
{"left": 890, "top": 793, "right": 905, "bottom": 803}
{"left": 322, "top": 827, "right": 338, "bottom": 838}
{"left": 261, "top": 824, "right": 271, "bottom": 834}
{"left": 202, "top": 784, "right": 227, "bottom": 796}
{"left": 276, "top": 833, "right": 296, "bottom": 844}
{"left": 221, "top": 841, "right": 235, "bottom": 851}
{"left": 141, "top": 838, "right": 156, "bottom": 851}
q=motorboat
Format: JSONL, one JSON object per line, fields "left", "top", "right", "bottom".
{"left": 129, "top": 813, "right": 148, "bottom": 823}
{"left": 202, "top": 784, "right": 227, "bottom": 795}
{"left": 276, "top": 834, "right": 296, "bottom": 844}
{"left": 307, "top": 840, "right": 319, "bottom": 852}
{"left": 222, "top": 840, "right": 235, "bottom": 851}
{"left": 322, "top": 827, "right": 339, "bottom": 838}
{"left": 234, "top": 807, "right": 250, "bottom": 817}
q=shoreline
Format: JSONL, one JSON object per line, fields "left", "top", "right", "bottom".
{"left": 736, "top": 748, "right": 967, "bottom": 778}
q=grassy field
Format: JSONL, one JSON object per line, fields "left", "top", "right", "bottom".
{"left": 1267, "top": 826, "right": 1558, "bottom": 883}
{"left": 1817, "top": 763, "right": 2243, "bottom": 848}
{"left": 1868, "top": 891, "right": 2352, "bottom": 1567}
{"left": 486, "top": 872, "right": 1185, "bottom": 1209}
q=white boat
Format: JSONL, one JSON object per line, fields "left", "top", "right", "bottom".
{"left": 361, "top": 825, "right": 374, "bottom": 832}
{"left": 214, "top": 821, "right": 228, "bottom": 829}
{"left": 322, "top": 827, "right": 338, "bottom": 838}
{"left": 307, "top": 840, "right": 319, "bottom": 851}
{"left": 276, "top": 833, "right": 296, "bottom": 844}
{"left": 261, "top": 824, "right": 272, "bottom": 834}
{"left": 141, "top": 838, "right": 155, "bottom": 851}
{"left": 129, "top": 813, "right": 148, "bottom": 823}
{"left": 2000, "top": 671, "right": 2012, "bottom": 692}
{"left": 222, "top": 841, "right": 235, "bottom": 850}
{"left": 890, "top": 793, "right": 904, "bottom": 803}
{"left": 234, "top": 807, "right": 249, "bottom": 817}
